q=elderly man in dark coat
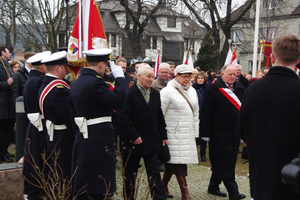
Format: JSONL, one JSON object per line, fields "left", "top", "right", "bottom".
{"left": 240, "top": 34, "right": 300, "bottom": 200}
{"left": 200, "top": 64, "right": 245, "bottom": 200}
{"left": 70, "top": 49, "right": 128, "bottom": 200}
{"left": 119, "top": 63, "right": 168, "bottom": 200}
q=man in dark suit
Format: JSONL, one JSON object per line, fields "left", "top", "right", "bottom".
{"left": 240, "top": 34, "right": 300, "bottom": 200}
{"left": 23, "top": 51, "right": 51, "bottom": 200}
{"left": 70, "top": 49, "right": 128, "bottom": 200}
{"left": 0, "top": 46, "right": 14, "bottom": 163}
{"left": 119, "top": 63, "right": 168, "bottom": 200}
{"left": 235, "top": 64, "right": 249, "bottom": 89}
{"left": 12, "top": 51, "right": 35, "bottom": 103}
{"left": 38, "top": 51, "right": 74, "bottom": 189}
{"left": 200, "top": 64, "right": 246, "bottom": 200}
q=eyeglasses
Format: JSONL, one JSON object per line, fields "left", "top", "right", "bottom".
{"left": 179, "top": 75, "right": 192, "bottom": 80}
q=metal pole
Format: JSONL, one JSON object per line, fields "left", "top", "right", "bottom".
{"left": 252, "top": 0, "right": 261, "bottom": 78}
{"left": 65, "top": 0, "right": 69, "bottom": 46}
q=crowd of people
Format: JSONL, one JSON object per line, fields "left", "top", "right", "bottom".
{"left": 0, "top": 34, "right": 300, "bottom": 200}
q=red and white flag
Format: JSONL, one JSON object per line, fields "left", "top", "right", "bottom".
{"left": 67, "top": 0, "right": 108, "bottom": 63}
{"left": 183, "top": 50, "right": 188, "bottom": 64}
{"left": 187, "top": 51, "right": 194, "bottom": 69}
{"left": 67, "top": 0, "right": 82, "bottom": 62}
{"left": 154, "top": 49, "right": 160, "bottom": 77}
{"left": 83, "top": 0, "right": 108, "bottom": 51}
{"left": 224, "top": 47, "right": 237, "bottom": 66}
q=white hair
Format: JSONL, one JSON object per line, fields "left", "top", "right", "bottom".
{"left": 235, "top": 64, "right": 242, "bottom": 69}
{"left": 159, "top": 63, "right": 170, "bottom": 71}
{"left": 138, "top": 63, "right": 153, "bottom": 75}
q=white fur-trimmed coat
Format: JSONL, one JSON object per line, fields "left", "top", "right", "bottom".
{"left": 160, "top": 79, "right": 199, "bottom": 164}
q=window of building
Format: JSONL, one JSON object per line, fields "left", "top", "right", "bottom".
{"left": 231, "top": 30, "right": 243, "bottom": 44}
{"left": 260, "top": 27, "right": 278, "bottom": 41}
{"left": 263, "top": 0, "right": 278, "bottom": 9}
{"left": 145, "top": 36, "right": 151, "bottom": 49}
{"left": 59, "top": 33, "right": 65, "bottom": 47}
{"left": 167, "top": 18, "right": 176, "bottom": 28}
{"left": 152, "top": 37, "right": 157, "bottom": 49}
{"left": 111, "top": 34, "right": 116, "bottom": 47}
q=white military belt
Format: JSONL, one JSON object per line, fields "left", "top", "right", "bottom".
{"left": 27, "top": 113, "right": 44, "bottom": 132}
{"left": 45, "top": 120, "right": 67, "bottom": 142}
{"left": 74, "top": 116, "right": 111, "bottom": 139}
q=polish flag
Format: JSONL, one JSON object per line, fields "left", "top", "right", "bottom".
{"left": 224, "top": 47, "right": 237, "bottom": 66}
{"left": 183, "top": 50, "right": 188, "bottom": 64}
{"left": 67, "top": 0, "right": 82, "bottom": 62}
{"left": 67, "top": 0, "right": 108, "bottom": 63}
{"left": 187, "top": 52, "right": 194, "bottom": 69}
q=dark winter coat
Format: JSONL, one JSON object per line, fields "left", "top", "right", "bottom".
{"left": 0, "top": 58, "right": 14, "bottom": 119}
{"left": 12, "top": 67, "right": 29, "bottom": 102}
{"left": 192, "top": 82, "right": 209, "bottom": 115}
{"left": 200, "top": 78, "right": 244, "bottom": 180}
{"left": 240, "top": 66, "right": 300, "bottom": 200}
{"left": 119, "top": 84, "right": 167, "bottom": 156}
{"left": 69, "top": 68, "right": 128, "bottom": 194}
{"left": 237, "top": 74, "right": 249, "bottom": 89}
{"left": 22, "top": 69, "right": 48, "bottom": 195}
{"left": 38, "top": 75, "right": 74, "bottom": 181}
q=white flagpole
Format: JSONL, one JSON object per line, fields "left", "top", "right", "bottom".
{"left": 252, "top": 0, "right": 261, "bottom": 77}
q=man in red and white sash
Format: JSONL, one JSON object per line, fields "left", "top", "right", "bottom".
{"left": 200, "top": 64, "right": 246, "bottom": 200}
{"left": 38, "top": 51, "right": 74, "bottom": 187}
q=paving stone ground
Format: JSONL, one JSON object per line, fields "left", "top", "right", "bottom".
{"left": 112, "top": 157, "right": 251, "bottom": 200}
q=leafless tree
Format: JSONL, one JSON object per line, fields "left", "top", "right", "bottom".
{"left": 119, "top": 0, "right": 163, "bottom": 58}
{"left": 182, "top": 0, "right": 255, "bottom": 70}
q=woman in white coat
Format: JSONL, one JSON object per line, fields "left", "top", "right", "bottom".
{"left": 160, "top": 64, "right": 199, "bottom": 200}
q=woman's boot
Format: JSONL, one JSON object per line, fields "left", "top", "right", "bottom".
{"left": 176, "top": 176, "right": 191, "bottom": 200}
{"left": 162, "top": 169, "right": 174, "bottom": 198}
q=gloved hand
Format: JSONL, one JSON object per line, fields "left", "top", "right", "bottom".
{"left": 110, "top": 61, "right": 124, "bottom": 78}
{"left": 201, "top": 137, "right": 210, "bottom": 141}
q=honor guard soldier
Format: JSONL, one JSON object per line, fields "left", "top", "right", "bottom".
{"left": 23, "top": 51, "right": 51, "bottom": 200}
{"left": 69, "top": 49, "right": 128, "bottom": 200}
{"left": 38, "top": 51, "right": 74, "bottom": 185}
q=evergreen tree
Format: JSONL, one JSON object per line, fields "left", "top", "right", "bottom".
{"left": 194, "top": 34, "right": 215, "bottom": 72}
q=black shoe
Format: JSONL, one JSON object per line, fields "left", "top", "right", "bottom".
{"left": 229, "top": 193, "right": 246, "bottom": 200}
{"left": 208, "top": 189, "right": 227, "bottom": 197}
{"left": 0, "top": 158, "right": 2, "bottom": 164}
{"left": 201, "top": 156, "right": 206, "bottom": 162}
{"left": 1, "top": 155, "right": 13, "bottom": 162}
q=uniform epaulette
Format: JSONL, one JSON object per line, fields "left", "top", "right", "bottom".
{"left": 56, "top": 85, "right": 64, "bottom": 88}
{"left": 96, "top": 75, "right": 103, "bottom": 79}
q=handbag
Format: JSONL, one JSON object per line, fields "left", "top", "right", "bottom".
{"left": 281, "top": 153, "right": 300, "bottom": 194}
{"left": 158, "top": 143, "right": 170, "bottom": 163}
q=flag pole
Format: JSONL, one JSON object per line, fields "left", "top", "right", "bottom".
{"left": 258, "top": 40, "right": 265, "bottom": 71}
{"left": 252, "top": 0, "right": 261, "bottom": 78}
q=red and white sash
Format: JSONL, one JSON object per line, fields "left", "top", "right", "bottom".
{"left": 218, "top": 88, "right": 241, "bottom": 111}
{"left": 39, "top": 79, "right": 70, "bottom": 116}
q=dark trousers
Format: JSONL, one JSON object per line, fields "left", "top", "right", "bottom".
{"left": 200, "top": 139, "right": 207, "bottom": 157}
{"left": 0, "top": 118, "right": 15, "bottom": 156}
{"left": 123, "top": 153, "right": 166, "bottom": 200}
{"left": 208, "top": 172, "right": 239, "bottom": 198}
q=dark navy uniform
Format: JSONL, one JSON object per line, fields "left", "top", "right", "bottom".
{"left": 38, "top": 75, "right": 74, "bottom": 180}
{"left": 70, "top": 67, "right": 128, "bottom": 196}
{"left": 23, "top": 69, "right": 48, "bottom": 199}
